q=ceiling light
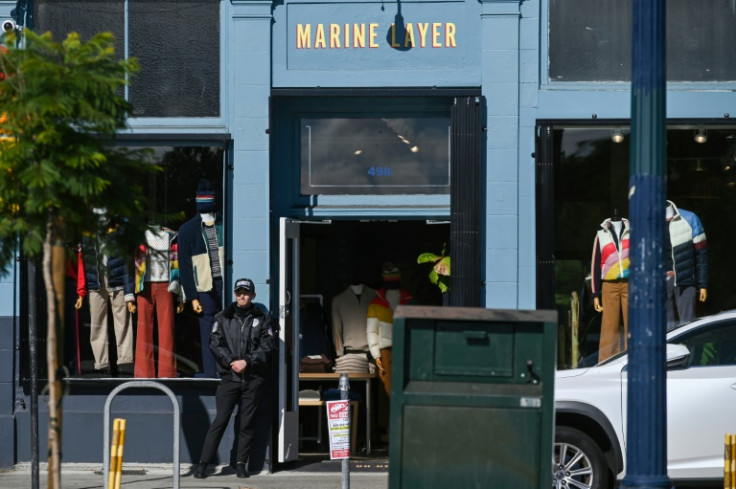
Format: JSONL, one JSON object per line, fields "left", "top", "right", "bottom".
{"left": 611, "top": 129, "right": 624, "bottom": 144}
{"left": 694, "top": 128, "right": 707, "bottom": 144}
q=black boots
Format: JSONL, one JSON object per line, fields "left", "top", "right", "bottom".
{"left": 193, "top": 461, "right": 207, "bottom": 479}
{"left": 193, "top": 460, "right": 248, "bottom": 478}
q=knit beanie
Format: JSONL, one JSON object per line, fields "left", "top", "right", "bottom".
{"left": 195, "top": 179, "right": 216, "bottom": 213}
{"left": 381, "top": 262, "right": 401, "bottom": 283}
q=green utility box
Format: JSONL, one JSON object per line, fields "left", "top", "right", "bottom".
{"left": 388, "top": 306, "right": 557, "bottom": 489}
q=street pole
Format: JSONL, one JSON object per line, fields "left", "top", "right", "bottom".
{"left": 621, "top": 1, "right": 672, "bottom": 488}
{"left": 339, "top": 373, "right": 350, "bottom": 489}
{"left": 28, "top": 260, "right": 39, "bottom": 489}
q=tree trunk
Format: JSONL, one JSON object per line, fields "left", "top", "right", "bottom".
{"left": 43, "top": 216, "right": 63, "bottom": 489}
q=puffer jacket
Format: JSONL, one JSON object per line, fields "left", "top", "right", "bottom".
{"left": 78, "top": 232, "right": 135, "bottom": 301}
{"left": 366, "top": 287, "right": 413, "bottom": 360}
{"left": 666, "top": 201, "right": 708, "bottom": 289}
{"left": 210, "top": 302, "right": 274, "bottom": 380}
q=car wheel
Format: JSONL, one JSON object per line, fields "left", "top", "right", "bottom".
{"left": 553, "top": 426, "right": 610, "bottom": 489}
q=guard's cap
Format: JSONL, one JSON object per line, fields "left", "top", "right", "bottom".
{"left": 234, "top": 278, "right": 255, "bottom": 293}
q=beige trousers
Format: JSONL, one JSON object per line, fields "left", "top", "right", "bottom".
{"left": 88, "top": 278, "right": 134, "bottom": 370}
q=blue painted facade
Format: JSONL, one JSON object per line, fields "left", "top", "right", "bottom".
{"left": 0, "top": 0, "right": 734, "bottom": 470}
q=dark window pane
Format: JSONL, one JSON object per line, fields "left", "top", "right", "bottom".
{"left": 129, "top": 0, "right": 220, "bottom": 117}
{"left": 35, "top": 0, "right": 124, "bottom": 57}
{"left": 300, "top": 117, "right": 451, "bottom": 195}
{"left": 549, "top": 0, "right": 736, "bottom": 82}
{"left": 34, "top": 0, "right": 220, "bottom": 118}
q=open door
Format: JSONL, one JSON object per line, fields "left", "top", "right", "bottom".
{"left": 277, "top": 217, "right": 300, "bottom": 462}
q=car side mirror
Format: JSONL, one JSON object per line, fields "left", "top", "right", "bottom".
{"left": 666, "top": 343, "right": 691, "bottom": 369}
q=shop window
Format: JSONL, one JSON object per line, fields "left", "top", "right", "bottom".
{"left": 549, "top": 0, "right": 736, "bottom": 82}
{"left": 537, "top": 125, "right": 736, "bottom": 369}
{"left": 34, "top": 0, "right": 220, "bottom": 117}
{"left": 300, "top": 116, "right": 451, "bottom": 195}
{"left": 21, "top": 143, "right": 226, "bottom": 380}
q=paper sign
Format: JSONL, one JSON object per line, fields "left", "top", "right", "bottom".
{"left": 326, "top": 400, "right": 351, "bottom": 460}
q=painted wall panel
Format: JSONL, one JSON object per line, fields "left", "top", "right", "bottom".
{"left": 0, "top": 271, "right": 16, "bottom": 317}
{"left": 0, "top": 415, "right": 13, "bottom": 466}
{"left": 487, "top": 148, "right": 519, "bottom": 182}
{"left": 273, "top": 0, "right": 482, "bottom": 87}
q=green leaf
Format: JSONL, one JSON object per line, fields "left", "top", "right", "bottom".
{"left": 417, "top": 252, "right": 441, "bottom": 264}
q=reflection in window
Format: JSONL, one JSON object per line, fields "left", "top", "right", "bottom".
{"left": 23, "top": 145, "right": 225, "bottom": 380}
{"left": 549, "top": 0, "right": 736, "bottom": 82}
{"left": 300, "top": 117, "right": 451, "bottom": 195}
{"left": 549, "top": 126, "right": 736, "bottom": 369}
{"left": 674, "top": 321, "right": 736, "bottom": 367}
{"left": 35, "top": 0, "right": 220, "bottom": 117}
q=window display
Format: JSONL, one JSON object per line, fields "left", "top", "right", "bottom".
{"left": 20, "top": 144, "right": 226, "bottom": 380}
{"left": 538, "top": 125, "right": 736, "bottom": 368}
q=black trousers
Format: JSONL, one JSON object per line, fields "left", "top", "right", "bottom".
{"left": 199, "top": 374, "right": 265, "bottom": 464}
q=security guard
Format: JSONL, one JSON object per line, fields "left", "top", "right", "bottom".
{"left": 193, "top": 278, "right": 274, "bottom": 479}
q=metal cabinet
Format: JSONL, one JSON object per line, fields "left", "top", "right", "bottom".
{"left": 388, "top": 306, "right": 557, "bottom": 489}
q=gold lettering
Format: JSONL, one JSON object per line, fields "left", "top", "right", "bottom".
{"left": 315, "top": 24, "right": 326, "bottom": 49}
{"left": 404, "top": 23, "right": 415, "bottom": 48}
{"left": 445, "top": 23, "right": 456, "bottom": 47}
{"left": 390, "top": 23, "right": 399, "bottom": 48}
{"left": 432, "top": 22, "right": 441, "bottom": 48}
{"left": 330, "top": 24, "right": 341, "bottom": 48}
{"left": 369, "top": 23, "right": 379, "bottom": 48}
{"left": 295, "top": 22, "right": 457, "bottom": 50}
{"left": 417, "top": 23, "right": 429, "bottom": 48}
{"left": 353, "top": 23, "right": 365, "bottom": 48}
{"left": 297, "top": 24, "right": 311, "bottom": 49}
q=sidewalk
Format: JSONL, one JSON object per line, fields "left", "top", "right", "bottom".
{"left": 0, "top": 462, "right": 389, "bottom": 489}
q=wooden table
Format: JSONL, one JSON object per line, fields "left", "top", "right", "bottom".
{"left": 298, "top": 371, "right": 376, "bottom": 454}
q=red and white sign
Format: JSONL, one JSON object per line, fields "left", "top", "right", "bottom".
{"left": 325, "top": 400, "right": 351, "bottom": 460}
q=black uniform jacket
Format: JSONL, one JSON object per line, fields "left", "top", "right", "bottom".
{"left": 209, "top": 302, "right": 274, "bottom": 379}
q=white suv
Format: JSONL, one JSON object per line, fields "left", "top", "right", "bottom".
{"left": 554, "top": 310, "right": 736, "bottom": 489}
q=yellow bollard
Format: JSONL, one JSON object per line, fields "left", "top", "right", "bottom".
{"left": 108, "top": 419, "right": 121, "bottom": 489}
{"left": 113, "top": 419, "right": 127, "bottom": 489}
{"left": 726, "top": 433, "right": 735, "bottom": 489}
{"left": 731, "top": 434, "right": 736, "bottom": 489}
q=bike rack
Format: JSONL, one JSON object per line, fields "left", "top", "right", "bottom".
{"left": 103, "top": 381, "right": 181, "bottom": 489}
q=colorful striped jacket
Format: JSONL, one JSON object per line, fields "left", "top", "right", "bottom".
{"left": 366, "top": 287, "right": 413, "bottom": 360}
{"left": 591, "top": 217, "right": 630, "bottom": 297}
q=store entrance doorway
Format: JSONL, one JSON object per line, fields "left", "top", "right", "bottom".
{"left": 276, "top": 218, "right": 449, "bottom": 463}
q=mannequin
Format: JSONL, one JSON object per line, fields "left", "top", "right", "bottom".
{"left": 331, "top": 280, "right": 377, "bottom": 373}
{"left": 664, "top": 200, "right": 708, "bottom": 329}
{"left": 75, "top": 207, "right": 136, "bottom": 375}
{"left": 591, "top": 211, "right": 630, "bottom": 362}
{"left": 178, "top": 179, "right": 225, "bottom": 377}
{"left": 133, "top": 223, "right": 184, "bottom": 378}
{"left": 366, "top": 263, "right": 413, "bottom": 395}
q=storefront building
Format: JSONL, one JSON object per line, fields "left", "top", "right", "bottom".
{"left": 0, "top": 0, "right": 734, "bottom": 471}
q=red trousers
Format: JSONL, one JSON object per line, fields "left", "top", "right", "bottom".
{"left": 134, "top": 282, "right": 177, "bottom": 378}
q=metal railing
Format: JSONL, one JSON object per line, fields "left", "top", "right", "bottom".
{"left": 102, "top": 381, "right": 181, "bottom": 489}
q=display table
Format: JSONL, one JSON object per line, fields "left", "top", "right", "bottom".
{"left": 298, "top": 371, "right": 376, "bottom": 454}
